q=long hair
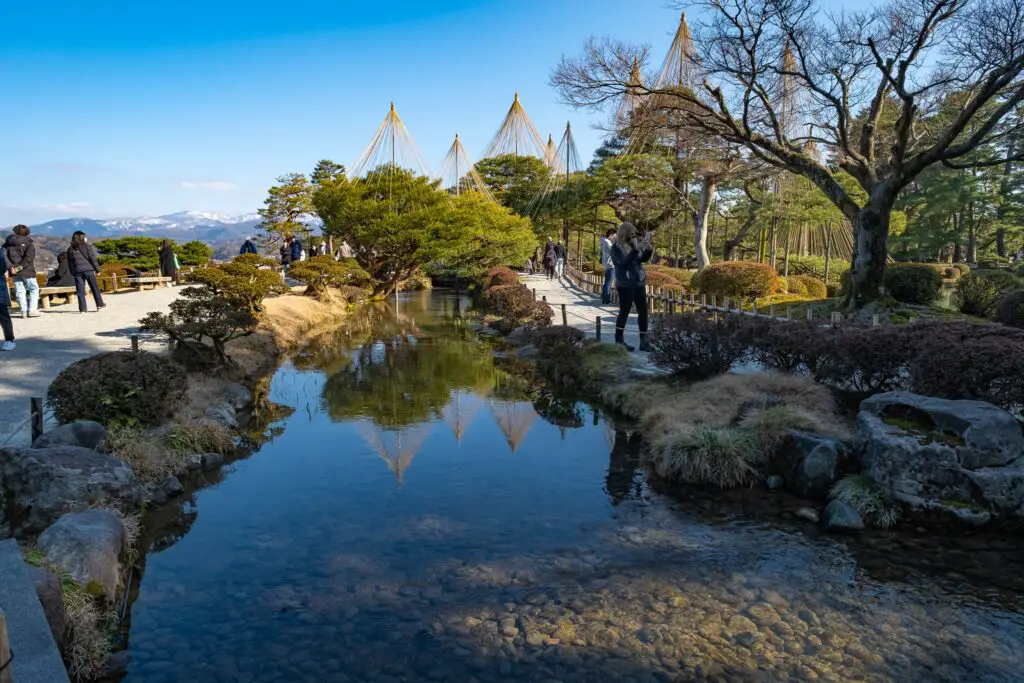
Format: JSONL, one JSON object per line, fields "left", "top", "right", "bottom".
{"left": 617, "top": 222, "right": 636, "bottom": 254}
{"left": 71, "top": 230, "right": 87, "bottom": 246}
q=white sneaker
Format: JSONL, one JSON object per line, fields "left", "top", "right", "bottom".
{"left": 1, "top": 341, "right": 15, "bottom": 352}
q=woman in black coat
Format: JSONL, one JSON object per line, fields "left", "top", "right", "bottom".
{"left": 159, "top": 241, "right": 178, "bottom": 283}
{"left": 67, "top": 231, "right": 105, "bottom": 312}
{"left": 47, "top": 253, "right": 75, "bottom": 287}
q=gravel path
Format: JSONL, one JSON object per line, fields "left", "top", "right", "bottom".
{"left": 0, "top": 287, "right": 182, "bottom": 447}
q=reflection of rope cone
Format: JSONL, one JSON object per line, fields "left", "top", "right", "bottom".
{"left": 487, "top": 398, "right": 537, "bottom": 454}
{"left": 356, "top": 421, "right": 431, "bottom": 486}
{"left": 443, "top": 391, "right": 482, "bottom": 444}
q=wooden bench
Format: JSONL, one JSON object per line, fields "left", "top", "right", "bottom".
{"left": 38, "top": 286, "right": 77, "bottom": 309}
{"left": 125, "top": 276, "right": 172, "bottom": 291}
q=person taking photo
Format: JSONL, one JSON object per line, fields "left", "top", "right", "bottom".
{"left": 609, "top": 222, "right": 653, "bottom": 352}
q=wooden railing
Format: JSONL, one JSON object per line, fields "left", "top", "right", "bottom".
{"left": 562, "top": 263, "right": 863, "bottom": 326}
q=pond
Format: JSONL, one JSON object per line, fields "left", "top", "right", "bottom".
{"left": 120, "top": 291, "right": 1024, "bottom": 683}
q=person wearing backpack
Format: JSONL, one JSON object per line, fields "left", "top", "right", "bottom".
{"left": 4, "top": 224, "right": 39, "bottom": 318}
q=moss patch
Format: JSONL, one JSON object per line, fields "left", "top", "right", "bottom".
{"left": 880, "top": 405, "right": 965, "bottom": 446}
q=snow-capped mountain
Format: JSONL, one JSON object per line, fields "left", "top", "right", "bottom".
{"left": 27, "top": 211, "right": 285, "bottom": 242}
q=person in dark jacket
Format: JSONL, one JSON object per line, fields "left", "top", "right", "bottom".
{"left": 290, "top": 237, "right": 303, "bottom": 263}
{"left": 4, "top": 224, "right": 39, "bottom": 318}
{"left": 0, "top": 248, "right": 14, "bottom": 350}
{"left": 609, "top": 222, "right": 653, "bottom": 352}
{"left": 554, "top": 240, "right": 567, "bottom": 278}
{"left": 543, "top": 239, "right": 556, "bottom": 280}
{"left": 159, "top": 240, "right": 179, "bottom": 283}
{"left": 279, "top": 240, "right": 291, "bottom": 268}
{"left": 240, "top": 238, "right": 257, "bottom": 255}
{"left": 67, "top": 231, "right": 105, "bottom": 313}
{"left": 47, "top": 253, "right": 75, "bottom": 287}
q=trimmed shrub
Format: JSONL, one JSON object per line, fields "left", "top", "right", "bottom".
{"left": 645, "top": 269, "right": 686, "bottom": 292}
{"left": 994, "top": 290, "right": 1024, "bottom": 328}
{"left": 785, "top": 277, "right": 808, "bottom": 297}
{"left": 287, "top": 256, "right": 371, "bottom": 297}
{"left": 188, "top": 261, "right": 289, "bottom": 316}
{"left": 482, "top": 266, "right": 519, "bottom": 289}
{"left": 482, "top": 284, "right": 533, "bottom": 319}
{"left": 910, "top": 335, "right": 1024, "bottom": 414}
{"left": 48, "top": 351, "right": 188, "bottom": 427}
{"left": 694, "top": 262, "right": 778, "bottom": 299}
{"left": 941, "top": 266, "right": 960, "bottom": 280}
{"left": 522, "top": 300, "right": 554, "bottom": 327}
{"left": 793, "top": 276, "right": 827, "bottom": 298}
{"left": 648, "top": 314, "right": 751, "bottom": 379}
{"left": 813, "top": 325, "right": 916, "bottom": 396}
{"left": 953, "top": 263, "right": 971, "bottom": 276}
{"left": 647, "top": 265, "right": 692, "bottom": 291}
{"left": 233, "top": 253, "right": 279, "bottom": 269}
{"left": 884, "top": 264, "right": 942, "bottom": 305}
{"left": 954, "top": 271, "right": 1022, "bottom": 317}
{"left": 748, "top": 320, "right": 827, "bottom": 374}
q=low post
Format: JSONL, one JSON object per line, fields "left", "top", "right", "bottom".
{"left": 711, "top": 295, "right": 717, "bottom": 311}
{"left": 806, "top": 308, "right": 813, "bottom": 322}
{"left": 561, "top": 303, "right": 568, "bottom": 327}
{"left": 830, "top": 311, "right": 842, "bottom": 326}
{"left": 770, "top": 304, "right": 776, "bottom": 319}
{"left": 542, "top": 295, "right": 547, "bottom": 303}
{"left": 786, "top": 305, "right": 793, "bottom": 321}
{"left": 595, "top": 316, "right": 602, "bottom": 341}
{"left": 752, "top": 301, "right": 758, "bottom": 317}
{"left": 532, "top": 288, "right": 536, "bottom": 301}
{"left": 31, "top": 396, "right": 44, "bottom": 443}
{"left": 871, "top": 314, "right": 880, "bottom": 327}
{"left": 0, "top": 608, "right": 11, "bottom": 683}
{"left": 112, "top": 272, "right": 118, "bottom": 291}
{"left": 701, "top": 294, "right": 707, "bottom": 309}
{"left": 131, "top": 334, "right": 139, "bottom": 353}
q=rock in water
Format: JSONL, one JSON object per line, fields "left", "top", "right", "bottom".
{"left": 28, "top": 565, "right": 66, "bottom": 645}
{"left": 858, "top": 392, "right": 1024, "bottom": 520}
{"left": 32, "top": 420, "right": 108, "bottom": 451}
{"left": 38, "top": 509, "right": 127, "bottom": 601}
{"left": 824, "top": 500, "right": 865, "bottom": 532}
{"left": 162, "top": 476, "right": 185, "bottom": 497}
{"left": 773, "top": 432, "right": 845, "bottom": 499}
{"left": 766, "top": 475, "right": 785, "bottom": 491}
{"left": 0, "top": 446, "right": 142, "bottom": 537}
{"left": 205, "top": 403, "right": 239, "bottom": 429}
{"left": 221, "top": 382, "right": 253, "bottom": 412}
{"left": 795, "top": 507, "right": 820, "bottom": 523}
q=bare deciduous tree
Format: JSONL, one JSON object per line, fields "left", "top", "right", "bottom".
{"left": 553, "top": 0, "right": 1024, "bottom": 306}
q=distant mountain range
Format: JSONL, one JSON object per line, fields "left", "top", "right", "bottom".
{"left": 27, "top": 211, "right": 322, "bottom": 243}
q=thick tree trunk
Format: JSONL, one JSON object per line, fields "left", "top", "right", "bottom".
{"left": 996, "top": 228, "right": 1007, "bottom": 259}
{"left": 723, "top": 214, "right": 757, "bottom": 261}
{"left": 848, "top": 187, "right": 897, "bottom": 307}
{"left": 967, "top": 203, "right": 977, "bottom": 263}
{"left": 694, "top": 177, "right": 715, "bottom": 269}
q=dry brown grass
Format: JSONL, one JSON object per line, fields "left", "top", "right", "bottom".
{"left": 647, "top": 425, "right": 762, "bottom": 489}
{"left": 641, "top": 372, "right": 840, "bottom": 438}
{"left": 103, "top": 418, "right": 234, "bottom": 483}
{"left": 601, "top": 381, "right": 678, "bottom": 419}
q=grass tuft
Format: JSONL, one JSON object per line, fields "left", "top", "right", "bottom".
{"left": 830, "top": 474, "right": 902, "bottom": 529}
{"left": 103, "top": 418, "right": 233, "bottom": 483}
{"left": 738, "top": 404, "right": 830, "bottom": 450}
{"left": 647, "top": 425, "right": 762, "bottom": 489}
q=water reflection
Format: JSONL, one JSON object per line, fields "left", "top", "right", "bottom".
{"left": 119, "top": 291, "right": 1024, "bottom": 683}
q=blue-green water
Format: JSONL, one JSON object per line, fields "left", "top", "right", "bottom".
{"left": 120, "top": 291, "right": 1024, "bottom": 683}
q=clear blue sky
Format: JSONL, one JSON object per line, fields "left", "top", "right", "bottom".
{"left": 0, "top": 0, "right": 681, "bottom": 225}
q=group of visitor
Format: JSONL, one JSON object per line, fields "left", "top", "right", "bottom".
{"left": 244, "top": 236, "right": 355, "bottom": 270}
{"left": 542, "top": 239, "right": 567, "bottom": 280}
{"left": 0, "top": 227, "right": 111, "bottom": 352}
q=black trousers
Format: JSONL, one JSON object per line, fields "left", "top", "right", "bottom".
{"left": 75, "top": 272, "right": 105, "bottom": 312}
{"left": 0, "top": 305, "right": 13, "bottom": 342}
{"left": 616, "top": 285, "right": 648, "bottom": 333}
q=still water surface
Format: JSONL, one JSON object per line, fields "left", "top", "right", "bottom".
{"left": 122, "top": 291, "right": 1024, "bottom": 683}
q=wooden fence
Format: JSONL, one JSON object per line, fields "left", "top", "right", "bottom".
{"left": 562, "top": 263, "right": 878, "bottom": 327}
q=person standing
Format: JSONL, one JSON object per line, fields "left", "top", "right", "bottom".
{"left": 240, "top": 237, "right": 257, "bottom": 255}
{"left": 67, "top": 231, "right": 105, "bottom": 313}
{"left": 4, "top": 225, "right": 39, "bottom": 318}
{"left": 159, "top": 240, "right": 179, "bottom": 284}
{"left": 600, "top": 227, "right": 617, "bottom": 305}
{"left": 555, "top": 241, "right": 567, "bottom": 278}
{"left": 610, "top": 222, "right": 653, "bottom": 352}
{"left": 543, "top": 239, "right": 556, "bottom": 280}
{"left": 0, "top": 247, "right": 15, "bottom": 350}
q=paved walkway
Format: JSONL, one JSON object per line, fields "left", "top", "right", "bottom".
{"left": 521, "top": 274, "right": 654, "bottom": 364}
{"left": 0, "top": 287, "right": 181, "bottom": 447}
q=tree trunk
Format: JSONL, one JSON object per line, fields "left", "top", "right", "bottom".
{"left": 848, "top": 188, "right": 897, "bottom": 307}
{"left": 693, "top": 177, "right": 715, "bottom": 269}
{"left": 996, "top": 228, "right": 1007, "bottom": 259}
{"left": 967, "top": 202, "right": 977, "bottom": 263}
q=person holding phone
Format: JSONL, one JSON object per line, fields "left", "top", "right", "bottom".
{"left": 4, "top": 224, "right": 39, "bottom": 318}
{"left": 609, "top": 222, "right": 654, "bottom": 352}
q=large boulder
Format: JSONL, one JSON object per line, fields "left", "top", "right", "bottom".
{"left": 204, "top": 403, "right": 239, "bottom": 429}
{"left": 0, "top": 446, "right": 142, "bottom": 537}
{"left": 37, "top": 509, "right": 126, "bottom": 602}
{"left": 770, "top": 431, "right": 846, "bottom": 499}
{"left": 857, "top": 392, "right": 1024, "bottom": 520}
{"left": 32, "top": 420, "right": 108, "bottom": 451}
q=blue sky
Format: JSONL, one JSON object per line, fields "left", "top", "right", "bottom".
{"left": 0, "top": 0, "right": 681, "bottom": 225}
